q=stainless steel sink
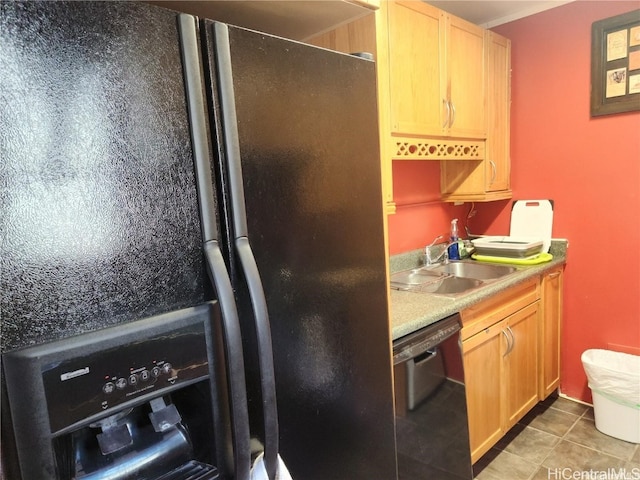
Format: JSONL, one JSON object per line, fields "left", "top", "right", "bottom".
{"left": 390, "top": 260, "right": 517, "bottom": 297}
{"left": 419, "top": 275, "right": 483, "bottom": 295}
{"left": 390, "top": 268, "right": 444, "bottom": 288}
{"left": 425, "top": 260, "right": 516, "bottom": 280}
{"left": 390, "top": 269, "right": 483, "bottom": 296}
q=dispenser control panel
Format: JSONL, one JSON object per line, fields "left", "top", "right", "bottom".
{"left": 41, "top": 322, "right": 210, "bottom": 434}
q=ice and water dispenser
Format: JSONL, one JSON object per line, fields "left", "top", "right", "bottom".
{"left": 2, "top": 303, "right": 233, "bottom": 480}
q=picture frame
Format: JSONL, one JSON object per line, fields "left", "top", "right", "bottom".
{"left": 590, "top": 9, "right": 640, "bottom": 117}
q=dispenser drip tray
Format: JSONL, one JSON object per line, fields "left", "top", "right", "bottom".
{"left": 156, "top": 460, "right": 220, "bottom": 480}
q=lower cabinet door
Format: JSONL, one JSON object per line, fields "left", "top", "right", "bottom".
{"left": 540, "top": 268, "right": 563, "bottom": 398}
{"left": 504, "top": 302, "right": 540, "bottom": 428}
{"left": 463, "top": 301, "right": 540, "bottom": 463}
{"left": 463, "top": 318, "right": 506, "bottom": 463}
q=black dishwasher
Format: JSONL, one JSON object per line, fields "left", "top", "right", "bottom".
{"left": 393, "top": 313, "right": 473, "bottom": 480}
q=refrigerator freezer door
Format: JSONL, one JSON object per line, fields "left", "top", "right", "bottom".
{"left": 207, "top": 23, "right": 397, "bottom": 480}
{"left": 1, "top": 5, "right": 243, "bottom": 479}
{"left": 0, "top": 2, "right": 207, "bottom": 351}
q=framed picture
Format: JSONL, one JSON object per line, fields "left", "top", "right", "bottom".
{"left": 590, "top": 9, "right": 640, "bottom": 117}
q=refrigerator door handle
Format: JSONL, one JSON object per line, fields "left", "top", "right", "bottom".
{"left": 212, "top": 21, "right": 280, "bottom": 480}
{"left": 204, "top": 242, "right": 252, "bottom": 480}
{"left": 235, "top": 237, "right": 279, "bottom": 480}
{"left": 179, "top": 14, "right": 251, "bottom": 480}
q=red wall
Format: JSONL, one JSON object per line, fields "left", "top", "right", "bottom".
{"left": 388, "top": 1, "right": 640, "bottom": 403}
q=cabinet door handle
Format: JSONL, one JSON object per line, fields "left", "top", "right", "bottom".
{"left": 507, "top": 326, "right": 515, "bottom": 355}
{"left": 502, "top": 327, "right": 515, "bottom": 356}
{"left": 443, "top": 99, "right": 451, "bottom": 128}
{"left": 449, "top": 100, "right": 456, "bottom": 127}
{"left": 548, "top": 272, "right": 561, "bottom": 279}
{"left": 502, "top": 329, "right": 511, "bottom": 357}
{"left": 489, "top": 160, "right": 497, "bottom": 186}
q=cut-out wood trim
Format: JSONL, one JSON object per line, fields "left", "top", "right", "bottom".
{"left": 391, "top": 138, "right": 485, "bottom": 160}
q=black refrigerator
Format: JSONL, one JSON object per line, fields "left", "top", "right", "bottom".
{"left": 0, "top": 2, "right": 397, "bottom": 480}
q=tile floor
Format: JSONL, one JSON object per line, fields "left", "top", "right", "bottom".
{"left": 473, "top": 394, "right": 640, "bottom": 480}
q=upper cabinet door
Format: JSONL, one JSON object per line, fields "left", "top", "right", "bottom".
{"left": 387, "top": 1, "right": 485, "bottom": 139}
{"left": 440, "top": 30, "right": 511, "bottom": 202}
{"left": 387, "top": 1, "right": 446, "bottom": 137}
{"left": 446, "top": 14, "right": 486, "bottom": 138}
{"left": 484, "top": 30, "right": 511, "bottom": 192}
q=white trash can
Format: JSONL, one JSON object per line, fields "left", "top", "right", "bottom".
{"left": 581, "top": 349, "right": 640, "bottom": 443}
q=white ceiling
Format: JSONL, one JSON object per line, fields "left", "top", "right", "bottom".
{"left": 426, "top": 1, "right": 574, "bottom": 28}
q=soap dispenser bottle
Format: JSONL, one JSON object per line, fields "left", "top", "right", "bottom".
{"left": 448, "top": 218, "right": 460, "bottom": 260}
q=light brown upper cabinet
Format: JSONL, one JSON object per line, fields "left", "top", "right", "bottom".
{"left": 387, "top": 1, "right": 485, "bottom": 139}
{"left": 446, "top": 14, "right": 487, "bottom": 138}
{"left": 441, "top": 30, "right": 512, "bottom": 202}
{"left": 384, "top": 1, "right": 485, "bottom": 165}
{"left": 386, "top": 1, "right": 442, "bottom": 137}
{"left": 308, "top": 1, "right": 513, "bottom": 210}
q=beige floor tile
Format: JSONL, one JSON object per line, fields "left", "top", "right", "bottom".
{"left": 475, "top": 449, "right": 538, "bottom": 480}
{"left": 542, "top": 439, "right": 627, "bottom": 472}
{"left": 476, "top": 397, "right": 639, "bottom": 480}
{"left": 624, "top": 462, "right": 640, "bottom": 477}
{"left": 500, "top": 426, "right": 560, "bottom": 464}
{"left": 519, "top": 404, "right": 580, "bottom": 437}
{"left": 565, "top": 417, "right": 638, "bottom": 460}
{"left": 530, "top": 466, "right": 556, "bottom": 480}
{"left": 547, "top": 396, "right": 589, "bottom": 416}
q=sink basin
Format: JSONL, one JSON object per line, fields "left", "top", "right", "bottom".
{"left": 419, "top": 276, "right": 483, "bottom": 295}
{"left": 390, "top": 268, "right": 483, "bottom": 296}
{"left": 426, "top": 260, "right": 516, "bottom": 280}
{"left": 390, "top": 268, "right": 444, "bottom": 288}
{"left": 390, "top": 260, "right": 517, "bottom": 297}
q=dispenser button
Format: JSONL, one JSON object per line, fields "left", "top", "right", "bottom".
{"left": 140, "top": 370, "right": 151, "bottom": 382}
{"left": 161, "top": 363, "right": 172, "bottom": 375}
{"left": 103, "top": 382, "right": 115, "bottom": 394}
{"left": 128, "top": 374, "right": 138, "bottom": 386}
{"left": 151, "top": 367, "right": 161, "bottom": 378}
{"left": 115, "top": 378, "right": 127, "bottom": 390}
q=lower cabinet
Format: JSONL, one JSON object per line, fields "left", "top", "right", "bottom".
{"left": 463, "top": 317, "right": 504, "bottom": 461}
{"left": 440, "top": 29, "right": 512, "bottom": 202}
{"left": 504, "top": 303, "right": 540, "bottom": 427}
{"left": 461, "top": 278, "right": 540, "bottom": 463}
{"left": 539, "top": 267, "right": 564, "bottom": 399}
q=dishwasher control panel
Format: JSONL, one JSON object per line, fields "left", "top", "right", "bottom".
{"left": 392, "top": 313, "right": 461, "bottom": 365}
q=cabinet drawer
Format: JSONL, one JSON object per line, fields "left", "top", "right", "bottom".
{"left": 461, "top": 277, "right": 539, "bottom": 341}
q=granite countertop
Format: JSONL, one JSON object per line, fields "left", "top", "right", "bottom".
{"left": 389, "top": 240, "right": 568, "bottom": 341}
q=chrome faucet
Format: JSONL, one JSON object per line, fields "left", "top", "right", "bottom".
{"left": 425, "top": 235, "right": 457, "bottom": 266}
{"left": 427, "top": 235, "right": 444, "bottom": 247}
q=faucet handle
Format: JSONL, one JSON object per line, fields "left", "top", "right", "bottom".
{"left": 428, "top": 235, "right": 444, "bottom": 248}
